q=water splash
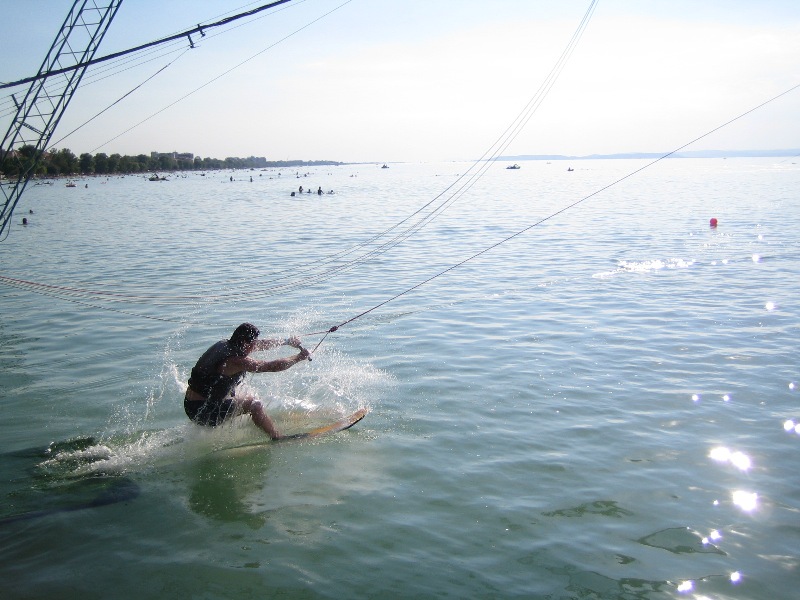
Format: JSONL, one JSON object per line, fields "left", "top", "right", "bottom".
{"left": 61, "top": 340, "right": 392, "bottom": 476}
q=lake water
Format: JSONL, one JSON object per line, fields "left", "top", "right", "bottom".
{"left": 1, "top": 157, "right": 798, "bottom": 599}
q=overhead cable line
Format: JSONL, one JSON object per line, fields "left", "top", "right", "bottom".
{"left": 0, "top": 44, "right": 187, "bottom": 125}
{"left": 49, "top": 49, "right": 191, "bottom": 148}
{"left": 0, "top": 0, "right": 298, "bottom": 91}
{"left": 20, "top": 1, "right": 307, "bottom": 146}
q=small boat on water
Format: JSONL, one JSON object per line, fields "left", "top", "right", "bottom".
{"left": 148, "top": 174, "right": 167, "bottom": 181}
{"left": 381, "top": 164, "right": 389, "bottom": 169}
{"left": 65, "top": 180, "right": 77, "bottom": 187}
{"left": 506, "top": 164, "right": 521, "bottom": 170}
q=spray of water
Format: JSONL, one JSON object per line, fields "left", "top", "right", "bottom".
{"left": 38, "top": 319, "right": 390, "bottom": 480}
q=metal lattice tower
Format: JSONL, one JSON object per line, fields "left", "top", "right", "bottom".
{"left": 0, "top": 0, "right": 123, "bottom": 239}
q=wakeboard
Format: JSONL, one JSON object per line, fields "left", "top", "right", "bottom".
{"left": 208, "top": 407, "right": 369, "bottom": 456}
{"left": 279, "top": 407, "right": 369, "bottom": 441}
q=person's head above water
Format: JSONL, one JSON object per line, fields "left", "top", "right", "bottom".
{"left": 230, "top": 322, "right": 260, "bottom": 353}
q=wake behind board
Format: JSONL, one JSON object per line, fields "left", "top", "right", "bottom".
{"left": 279, "top": 407, "right": 369, "bottom": 441}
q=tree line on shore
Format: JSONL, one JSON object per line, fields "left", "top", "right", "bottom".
{"left": 2, "top": 145, "right": 342, "bottom": 178}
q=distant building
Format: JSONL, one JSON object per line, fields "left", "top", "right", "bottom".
{"left": 151, "top": 151, "right": 194, "bottom": 160}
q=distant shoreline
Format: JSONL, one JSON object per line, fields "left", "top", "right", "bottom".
{"left": 498, "top": 149, "right": 800, "bottom": 161}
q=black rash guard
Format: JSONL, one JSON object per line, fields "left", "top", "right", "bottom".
{"left": 185, "top": 340, "right": 246, "bottom": 426}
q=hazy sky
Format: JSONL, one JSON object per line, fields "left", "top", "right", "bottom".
{"left": 1, "top": 0, "right": 799, "bottom": 162}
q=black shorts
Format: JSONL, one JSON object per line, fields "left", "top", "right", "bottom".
{"left": 184, "top": 397, "right": 236, "bottom": 427}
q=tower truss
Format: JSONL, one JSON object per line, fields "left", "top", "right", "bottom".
{"left": 0, "top": 0, "right": 123, "bottom": 238}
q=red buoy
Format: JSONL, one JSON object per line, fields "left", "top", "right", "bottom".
{"left": 709, "top": 218, "right": 718, "bottom": 228}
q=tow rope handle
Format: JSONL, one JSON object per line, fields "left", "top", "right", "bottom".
{"left": 300, "top": 325, "right": 339, "bottom": 362}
